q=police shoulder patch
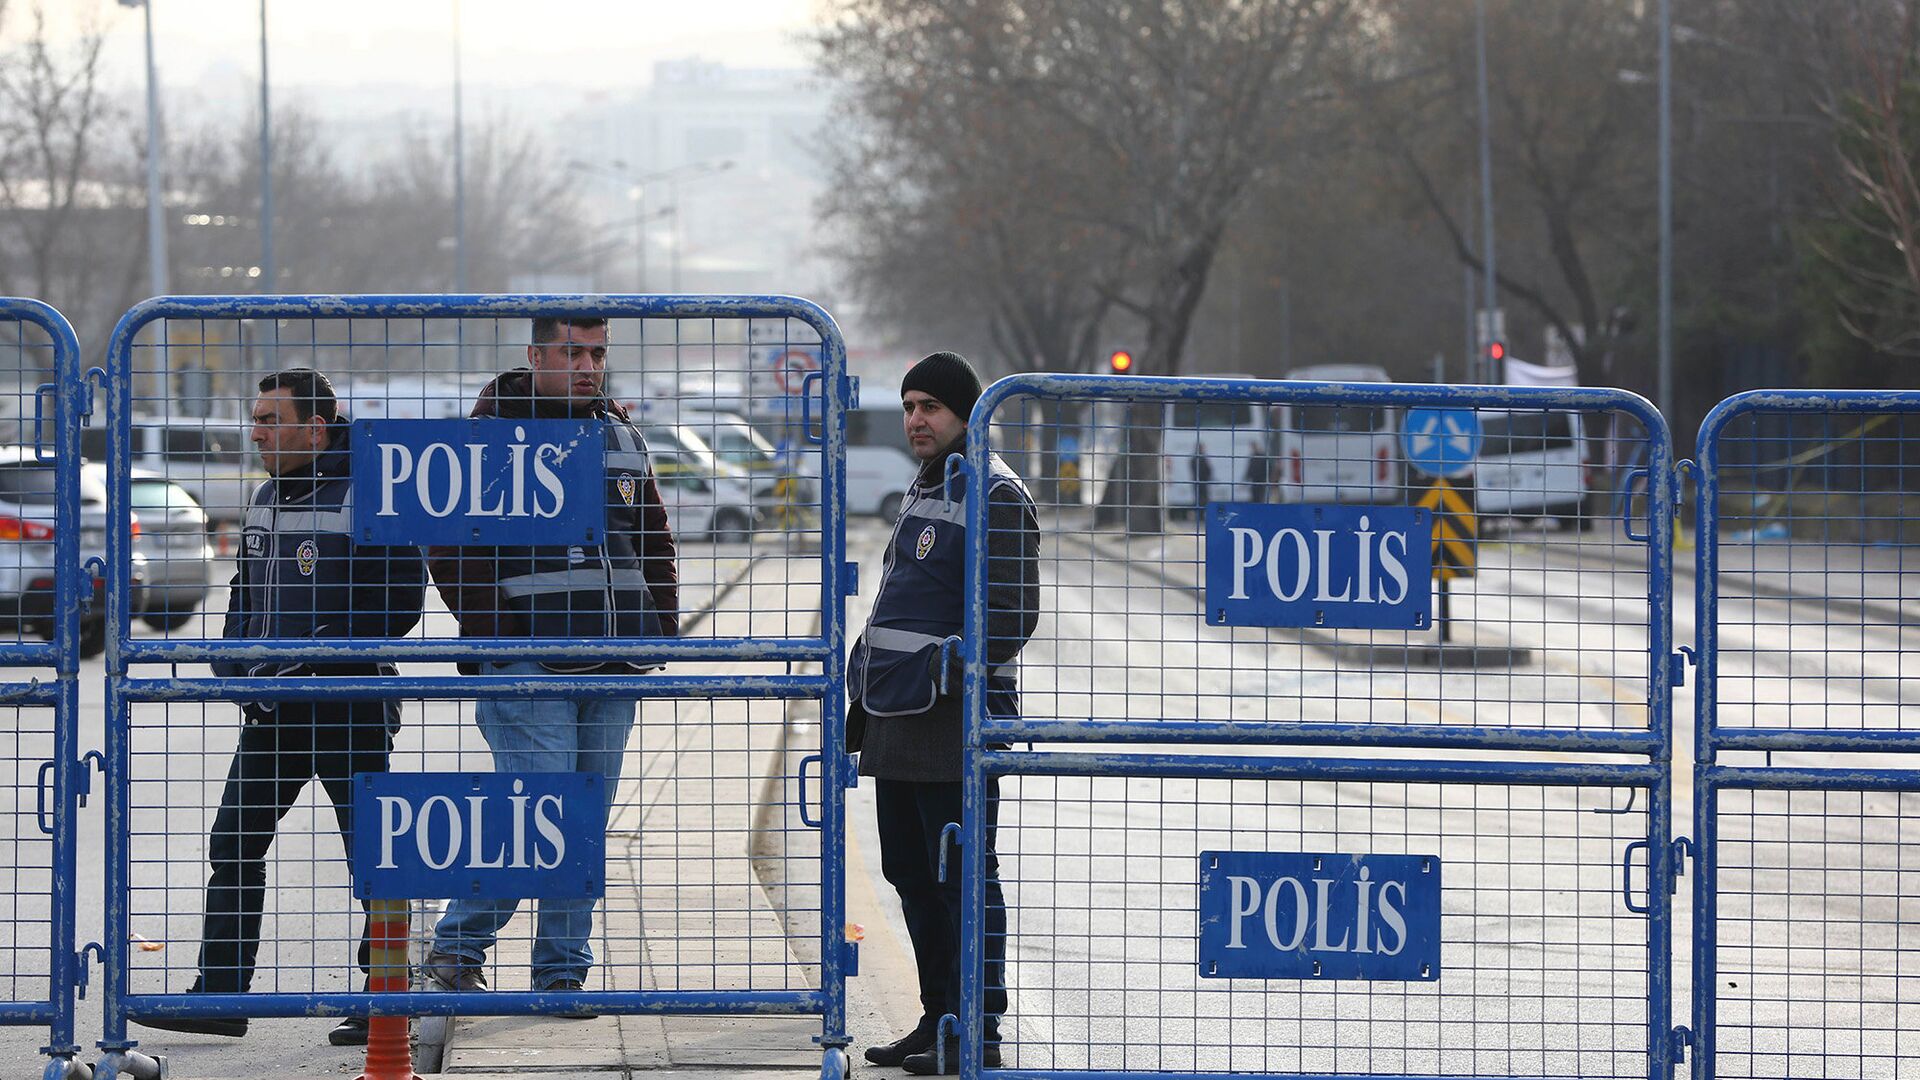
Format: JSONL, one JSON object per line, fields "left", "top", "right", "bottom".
{"left": 296, "top": 538, "right": 318, "bottom": 576}
{"left": 915, "top": 523, "right": 937, "bottom": 560}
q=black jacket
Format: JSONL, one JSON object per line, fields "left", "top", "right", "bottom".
{"left": 217, "top": 420, "right": 427, "bottom": 722}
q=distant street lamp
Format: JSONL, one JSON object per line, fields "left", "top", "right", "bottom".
{"left": 117, "top": 0, "right": 168, "bottom": 296}
{"left": 566, "top": 158, "right": 735, "bottom": 291}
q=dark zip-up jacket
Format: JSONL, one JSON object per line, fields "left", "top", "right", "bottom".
{"left": 426, "top": 369, "right": 679, "bottom": 674}
{"left": 217, "top": 420, "right": 427, "bottom": 723}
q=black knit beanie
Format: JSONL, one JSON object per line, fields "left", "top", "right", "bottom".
{"left": 900, "top": 351, "right": 983, "bottom": 420}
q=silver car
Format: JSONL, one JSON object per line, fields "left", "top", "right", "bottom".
{"left": 86, "top": 464, "right": 217, "bottom": 630}
{"left": 0, "top": 448, "right": 145, "bottom": 657}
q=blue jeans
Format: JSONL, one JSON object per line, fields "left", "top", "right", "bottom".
{"left": 431, "top": 662, "right": 636, "bottom": 988}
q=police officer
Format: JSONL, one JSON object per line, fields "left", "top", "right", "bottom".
{"left": 135, "top": 368, "right": 426, "bottom": 1046}
{"left": 849, "top": 352, "right": 1039, "bottom": 1075}
{"left": 422, "top": 315, "right": 678, "bottom": 1009}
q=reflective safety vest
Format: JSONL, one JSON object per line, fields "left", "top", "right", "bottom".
{"left": 850, "top": 452, "right": 1032, "bottom": 718}
{"left": 493, "top": 420, "right": 666, "bottom": 671}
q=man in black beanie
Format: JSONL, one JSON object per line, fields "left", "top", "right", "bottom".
{"left": 848, "top": 351, "right": 1039, "bottom": 1074}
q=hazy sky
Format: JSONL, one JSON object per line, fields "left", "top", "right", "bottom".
{"left": 50, "top": 0, "right": 821, "bottom": 99}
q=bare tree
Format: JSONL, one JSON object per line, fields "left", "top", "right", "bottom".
{"left": 0, "top": 1, "right": 142, "bottom": 354}
{"left": 822, "top": 0, "right": 1356, "bottom": 529}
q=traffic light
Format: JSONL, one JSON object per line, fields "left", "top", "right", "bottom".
{"left": 1108, "top": 349, "right": 1133, "bottom": 373}
{"left": 1486, "top": 340, "right": 1506, "bottom": 363}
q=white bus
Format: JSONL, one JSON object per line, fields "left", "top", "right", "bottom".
{"left": 1274, "top": 363, "right": 1401, "bottom": 505}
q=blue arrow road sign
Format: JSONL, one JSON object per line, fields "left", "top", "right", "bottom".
{"left": 1401, "top": 408, "right": 1481, "bottom": 478}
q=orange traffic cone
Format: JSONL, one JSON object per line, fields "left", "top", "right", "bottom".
{"left": 356, "top": 898, "right": 421, "bottom": 1080}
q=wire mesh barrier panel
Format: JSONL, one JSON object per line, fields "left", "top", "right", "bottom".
{"left": 96, "top": 296, "right": 852, "bottom": 1075}
{"left": 981, "top": 768, "right": 1657, "bottom": 1077}
{"left": 1700, "top": 784, "right": 1920, "bottom": 1080}
{"left": 966, "top": 377, "right": 1674, "bottom": 751}
{"left": 0, "top": 300, "right": 88, "bottom": 1078}
{"left": 954, "top": 375, "right": 1678, "bottom": 1080}
{"left": 1695, "top": 391, "right": 1920, "bottom": 1080}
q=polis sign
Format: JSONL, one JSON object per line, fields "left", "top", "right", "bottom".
{"left": 351, "top": 418, "right": 605, "bottom": 546}
{"left": 1204, "top": 504, "right": 1433, "bottom": 630}
{"left": 1198, "top": 851, "right": 1442, "bottom": 981}
{"left": 351, "top": 772, "right": 606, "bottom": 900}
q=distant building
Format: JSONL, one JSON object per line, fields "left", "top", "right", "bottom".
{"left": 568, "top": 59, "right": 833, "bottom": 299}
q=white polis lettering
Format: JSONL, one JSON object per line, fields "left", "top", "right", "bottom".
{"left": 1222, "top": 867, "right": 1412, "bottom": 956}
{"left": 1228, "top": 515, "right": 1412, "bottom": 605}
{"left": 374, "top": 778, "right": 568, "bottom": 872}
{"left": 376, "top": 425, "right": 567, "bottom": 520}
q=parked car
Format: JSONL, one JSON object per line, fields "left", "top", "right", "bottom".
{"left": 81, "top": 417, "right": 264, "bottom": 526}
{"left": 0, "top": 447, "right": 144, "bottom": 657}
{"left": 85, "top": 463, "right": 216, "bottom": 630}
{"left": 647, "top": 448, "right": 759, "bottom": 543}
{"left": 1274, "top": 364, "right": 1402, "bottom": 505}
{"left": 1472, "top": 408, "right": 1591, "bottom": 527}
{"left": 682, "top": 410, "right": 821, "bottom": 524}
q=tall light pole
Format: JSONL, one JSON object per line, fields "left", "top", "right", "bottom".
{"left": 1657, "top": 0, "right": 1673, "bottom": 421}
{"left": 119, "top": 0, "right": 168, "bottom": 295}
{"left": 452, "top": 0, "right": 467, "bottom": 292}
{"left": 1474, "top": 0, "right": 1498, "bottom": 384}
{"left": 258, "top": 0, "right": 273, "bottom": 290}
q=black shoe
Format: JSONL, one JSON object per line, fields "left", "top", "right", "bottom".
{"left": 864, "top": 1016, "right": 939, "bottom": 1066}
{"left": 545, "top": 978, "right": 596, "bottom": 1019}
{"left": 423, "top": 951, "right": 488, "bottom": 993}
{"left": 327, "top": 1015, "right": 369, "bottom": 1046}
{"left": 902, "top": 1039, "right": 1001, "bottom": 1075}
{"left": 132, "top": 1014, "right": 249, "bottom": 1038}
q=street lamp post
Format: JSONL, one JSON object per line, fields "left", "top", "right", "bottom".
{"left": 1475, "top": 0, "right": 1498, "bottom": 384}
{"left": 258, "top": 0, "right": 272, "bottom": 291}
{"left": 1658, "top": 0, "right": 1673, "bottom": 422}
{"left": 118, "top": 0, "right": 168, "bottom": 296}
{"left": 452, "top": 0, "right": 466, "bottom": 292}
{"left": 567, "top": 159, "right": 734, "bottom": 292}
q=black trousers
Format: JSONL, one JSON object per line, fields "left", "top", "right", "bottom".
{"left": 196, "top": 706, "right": 394, "bottom": 994}
{"left": 874, "top": 777, "right": 1007, "bottom": 1039}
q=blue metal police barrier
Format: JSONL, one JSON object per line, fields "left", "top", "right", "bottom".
{"left": 953, "top": 374, "right": 1679, "bottom": 1079}
{"left": 95, "top": 296, "right": 854, "bottom": 1078}
{"left": 1693, "top": 389, "right": 1920, "bottom": 1080}
{"left": 0, "top": 300, "right": 90, "bottom": 1080}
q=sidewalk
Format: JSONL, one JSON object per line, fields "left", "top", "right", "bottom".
{"left": 415, "top": 556, "right": 907, "bottom": 1077}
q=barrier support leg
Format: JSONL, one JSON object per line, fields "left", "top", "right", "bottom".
{"left": 356, "top": 898, "right": 419, "bottom": 1080}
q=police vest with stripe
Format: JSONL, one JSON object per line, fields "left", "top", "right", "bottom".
{"left": 493, "top": 420, "right": 664, "bottom": 671}
{"left": 852, "top": 453, "right": 1031, "bottom": 718}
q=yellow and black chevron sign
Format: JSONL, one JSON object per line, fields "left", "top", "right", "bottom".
{"left": 1414, "top": 476, "right": 1477, "bottom": 580}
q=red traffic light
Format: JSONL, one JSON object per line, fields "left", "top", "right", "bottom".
{"left": 1109, "top": 349, "right": 1133, "bottom": 373}
{"left": 1486, "top": 340, "right": 1506, "bottom": 362}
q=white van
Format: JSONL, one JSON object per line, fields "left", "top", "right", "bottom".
{"left": 845, "top": 403, "right": 917, "bottom": 519}
{"left": 82, "top": 418, "right": 264, "bottom": 526}
{"left": 1472, "top": 408, "right": 1589, "bottom": 526}
{"left": 1162, "top": 378, "right": 1270, "bottom": 515}
{"left": 1274, "top": 364, "right": 1400, "bottom": 505}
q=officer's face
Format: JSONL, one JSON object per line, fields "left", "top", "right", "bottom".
{"left": 902, "top": 390, "right": 965, "bottom": 461}
{"left": 250, "top": 388, "right": 329, "bottom": 477}
{"left": 528, "top": 323, "right": 611, "bottom": 403}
